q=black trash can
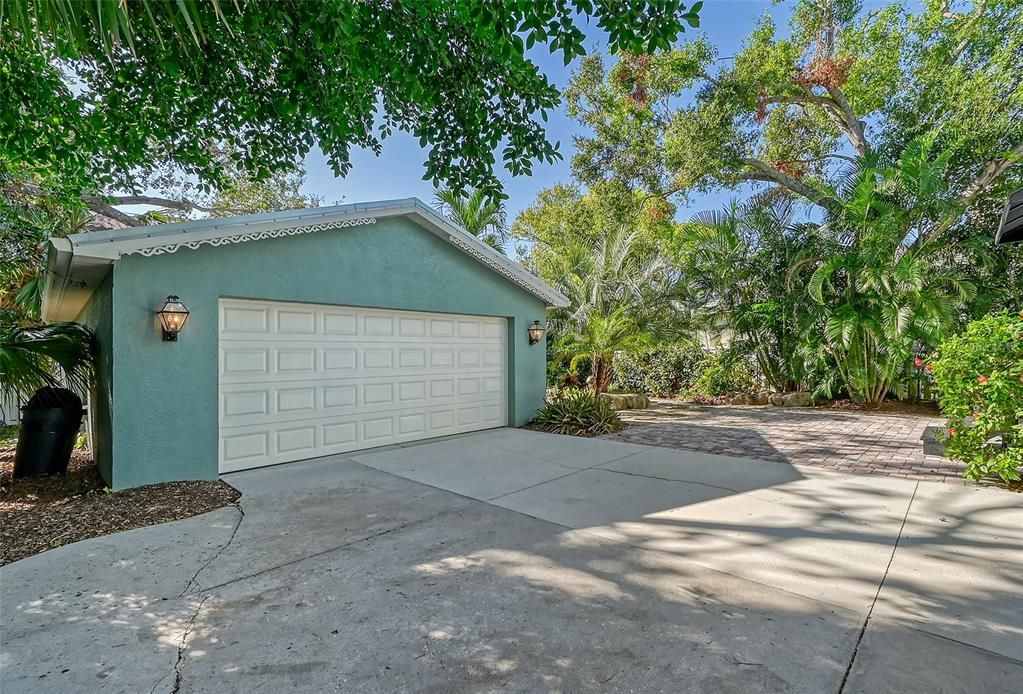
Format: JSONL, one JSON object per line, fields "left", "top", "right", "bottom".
{"left": 13, "top": 387, "right": 85, "bottom": 478}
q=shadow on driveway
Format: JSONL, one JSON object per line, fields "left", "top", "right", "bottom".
{"left": 1, "top": 428, "right": 1019, "bottom": 693}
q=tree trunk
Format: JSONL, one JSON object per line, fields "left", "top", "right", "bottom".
{"left": 591, "top": 354, "right": 613, "bottom": 394}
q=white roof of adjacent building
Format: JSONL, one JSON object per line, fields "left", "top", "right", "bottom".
{"left": 42, "top": 197, "right": 569, "bottom": 321}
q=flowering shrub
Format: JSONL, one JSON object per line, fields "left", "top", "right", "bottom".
{"left": 929, "top": 313, "right": 1023, "bottom": 482}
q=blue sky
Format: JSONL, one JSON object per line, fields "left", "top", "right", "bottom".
{"left": 301, "top": 1, "right": 891, "bottom": 226}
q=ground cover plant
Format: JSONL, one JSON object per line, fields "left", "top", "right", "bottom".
{"left": 531, "top": 388, "right": 624, "bottom": 436}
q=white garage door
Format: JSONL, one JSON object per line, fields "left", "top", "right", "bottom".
{"left": 218, "top": 299, "right": 507, "bottom": 472}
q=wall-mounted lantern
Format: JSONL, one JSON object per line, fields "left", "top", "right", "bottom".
{"left": 157, "top": 296, "right": 190, "bottom": 341}
{"left": 527, "top": 320, "right": 545, "bottom": 345}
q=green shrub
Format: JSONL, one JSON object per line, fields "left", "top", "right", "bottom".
{"left": 546, "top": 353, "right": 594, "bottom": 388}
{"left": 569, "top": 354, "right": 593, "bottom": 385}
{"left": 692, "top": 352, "right": 755, "bottom": 396}
{"left": 929, "top": 313, "right": 1023, "bottom": 482}
{"left": 612, "top": 343, "right": 708, "bottom": 397}
{"left": 546, "top": 353, "right": 571, "bottom": 387}
{"left": 531, "top": 388, "right": 624, "bottom": 436}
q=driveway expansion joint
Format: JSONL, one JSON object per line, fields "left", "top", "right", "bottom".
{"left": 487, "top": 437, "right": 641, "bottom": 472}
{"left": 837, "top": 480, "right": 920, "bottom": 694}
{"left": 484, "top": 469, "right": 585, "bottom": 502}
{"left": 483, "top": 450, "right": 650, "bottom": 502}
{"left": 895, "top": 623, "right": 1023, "bottom": 666}
{"left": 591, "top": 465, "right": 744, "bottom": 495}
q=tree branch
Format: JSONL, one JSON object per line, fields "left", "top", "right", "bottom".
{"left": 699, "top": 72, "right": 723, "bottom": 87}
{"left": 7, "top": 180, "right": 254, "bottom": 229}
{"left": 784, "top": 154, "right": 858, "bottom": 165}
{"left": 921, "top": 140, "right": 1023, "bottom": 243}
{"left": 760, "top": 92, "right": 834, "bottom": 109}
{"left": 741, "top": 157, "right": 840, "bottom": 212}
{"left": 82, "top": 196, "right": 143, "bottom": 227}
{"left": 4, "top": 180, "right": 144, "bottom": 227}
{"left": 823, "top": 87, "right": 870, "bottom": 156}
{"left": 950, "top": 0, "right": 989, "bottom": 63}
{"left": 761, "top": 87, "right": 871, "bottom": 157}
{"left": 102, "top": 194, "right": 246, "bottom": 215}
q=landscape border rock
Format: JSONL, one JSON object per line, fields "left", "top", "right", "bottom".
{"left": 781, "top": 391, "right": 813, "bottom": 407}
{"left": 721, "top": 391, "right": 812, "bottom": 407}
{"left": 601, "top": 393, "right": 651, "bottom": 410}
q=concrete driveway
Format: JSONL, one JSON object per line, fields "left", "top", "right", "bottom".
{"left": 2, "top": 429, "right": 1020, "bottom": 693}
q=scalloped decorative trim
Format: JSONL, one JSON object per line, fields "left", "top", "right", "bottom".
{"left": 446, "top": 235, "right": 563, "bottom": 305}
{"left": 124, "top": 217, "right": 378, "bottom": 257}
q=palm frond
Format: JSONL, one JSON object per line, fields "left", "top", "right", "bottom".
{"left": 0, "top": 322, "right": 96, "bottom": 404}
{"left": 434, "top": 188, "right": 509, "bottom": 253}
{"left": 1, "top": 0, "right": 235, "bottom": 58}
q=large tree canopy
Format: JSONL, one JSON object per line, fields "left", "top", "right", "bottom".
{"left": 1, "top": 0, "right": 703, "bottom": 222}
{"left": 567, "top": 0, "right": 1022, "bottom": 240}
{"left": 512, "top": 179, "right": 676, "bottom": 279}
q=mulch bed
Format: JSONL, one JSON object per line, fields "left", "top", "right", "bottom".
{"left": 819, "top": 398, "right": 942, "bottom": 416}
{"left": 521, "top": 421, "right": 627, "bottom": 438}
{"left": 1, "top": 437, "right": 240, "bottom": 566}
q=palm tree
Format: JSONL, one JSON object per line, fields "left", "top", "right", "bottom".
{"left": 434, "top": 189, "right": 510, "bottom": 253}
{"left": 0, "top": 322, "right": 96, "bottom": 407}
{"left": 548, "top": 228, "right": 685, "bottom": 392}
{"left": 554, "top": 309, "right": 651, "bottom": 392}
{"left": 679, "top": 195, "right": 822, "bottom": 391}
{"left": 795, "top": 137, "right": 976, "bottom": 407}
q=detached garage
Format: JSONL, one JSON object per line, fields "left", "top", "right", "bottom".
{"left": 40, "top": 198, "right": 568, "bottom": 489}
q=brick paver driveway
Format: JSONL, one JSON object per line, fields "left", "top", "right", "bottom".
{"left": 602, "top": 400, "right": 967, "bottom": 482}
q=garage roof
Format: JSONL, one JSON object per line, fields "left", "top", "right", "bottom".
{"left": 42, "top": 198, "right": 570, "bottom": 321}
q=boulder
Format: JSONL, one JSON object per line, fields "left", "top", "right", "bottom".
{"left": 727, "top": 392, "right": 771, "bottom": 406}
{"left": 768, "top": 394, "right": 785, "bottom": 407}
{"left": 601, "top": 393, "right": 651, "bottom": 410}
{"left": 781, "top": 391, "right": 813, "bottom": 407}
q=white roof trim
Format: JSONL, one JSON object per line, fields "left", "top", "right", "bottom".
{"left": 125, "top": 215, "right": 379, "bottom": 257}
{"left": 43, "top": 198, "right": 569, "bottom": 320}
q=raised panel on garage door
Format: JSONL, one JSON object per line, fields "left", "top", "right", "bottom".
{"left": 218, "top": 299, "right": 507, "bottom": 472}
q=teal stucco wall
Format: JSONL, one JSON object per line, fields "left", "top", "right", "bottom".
{"left": 75, "top": 272, "right": 114, "bottom": 482}
{"left": 100, "top": 217, "right": 549, "bottom": 489}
